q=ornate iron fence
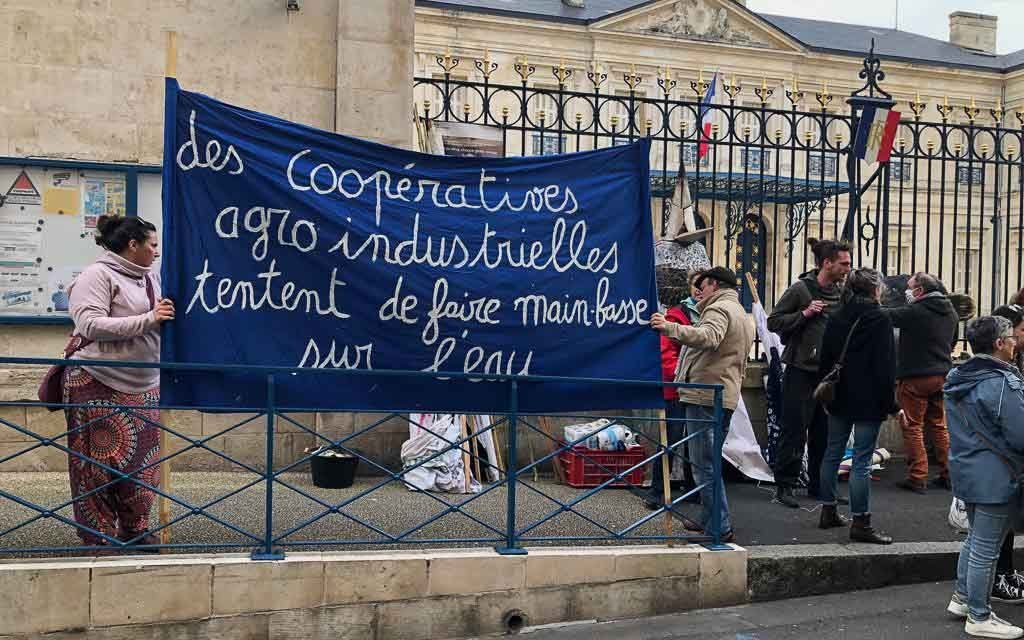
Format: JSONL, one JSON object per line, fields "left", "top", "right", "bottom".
{"left": 414, "top": 46, "right": 1024, "bottom": 318}
{"left": 0, "top": 357, "right": 727, "bottom": 558}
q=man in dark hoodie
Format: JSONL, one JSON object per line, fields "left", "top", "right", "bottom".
{"left": 945, "top": 316, "right": 1024, "bottom": 638}
{"left": 884, "top": 272, "right": 959, "bottom": 494}
{"left": 767, "top": 239, "right": 851, "bottom": 508}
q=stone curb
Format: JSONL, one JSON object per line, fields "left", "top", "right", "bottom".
{"left": 748, "top": 540, "right": 1024, "bottom": 602}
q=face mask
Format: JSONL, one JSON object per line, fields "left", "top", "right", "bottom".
{"left": 905, "top": 289, "right": 916, "bottom": 304}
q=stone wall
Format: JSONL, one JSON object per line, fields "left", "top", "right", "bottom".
{"left": 1, "top": 0, "right": 340, "bottom": 162}
{"left": 0, "top": 546, "right": 747, "bottom": 639}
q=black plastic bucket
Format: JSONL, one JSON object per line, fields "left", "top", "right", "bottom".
{"left": 310, "top": 453, "right": 358, "bottom": 489}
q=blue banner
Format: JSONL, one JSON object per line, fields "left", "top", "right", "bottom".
{"left": 161, "top": 79, "right": 661, "bottom": 412}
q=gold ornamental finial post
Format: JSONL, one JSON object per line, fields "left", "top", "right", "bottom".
{"left": 815, "top": 80, "right": 833, "bottom": 109}
{"left": 438, "top": 45, "right": 461, "bottom": 75}
{"left": 755, "top": 76, "right": 773, "bottom": 105}
{"left": 624, "top": 64, "right": 642, "bottom": 91}
{"left": 553, "top": 58, "right": 572, "bottom": 86}
{"left": 657, "top": 66, "right": 677, "bottom": 95}
{"left": 937, "top": 95, "right": 955, "bottom": 121}
{"left": 691, "top": 69, "right": 710, "bottom": 99}
{"left": 723, "top": 74, "right": 742, "bottom": 101}
{"left": 909, "top": 91, "right": 926, "bottom": 118}
{"left": 514, "top": 55, "right": 535, "bottom": 83}
{"left": 964, "top": 95, "right": 981, "bottom": 123}
{"left": 786, "top": 77, "right": 804, "bottom": 108}
{"left": 991, "top": 97, "right": 1005, "bottom": 125}
{"left": 475, "top": 48, "right": 498, "bottom": 80}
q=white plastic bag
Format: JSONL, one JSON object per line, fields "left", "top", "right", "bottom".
{"left": 949, "top": 497, "right": 969, "bottom": 534}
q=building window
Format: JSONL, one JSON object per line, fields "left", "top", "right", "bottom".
{"left": 890, "top": 160, "right": 913, "bottom": 181}
{"left": 531, "top": 133, "right": 568, "bottom": 156}
{"left": 954, "top": 231, "right": 982, "bottom": 293}
{"left": 682, "top": 143, "right": 710, "bottom": 168}
{"left": 886, "top": 244, "right": 912, "bottom": 276}
{"left": 808, "top": 155, "right": 837, "bottom": 177}
{"left": 740, "top": 148, "right": 771, "bottom": 171}
{"left": 957, "top": 165, "right": 984, "bottom": 185}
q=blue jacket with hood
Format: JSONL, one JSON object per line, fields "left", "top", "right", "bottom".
{"left": 945, "top": 354, "right": 1024, "bottom": 504}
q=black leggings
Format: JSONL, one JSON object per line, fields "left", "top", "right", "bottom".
{"left": 998, "top": 533, "right": 1015, "bottom": 574}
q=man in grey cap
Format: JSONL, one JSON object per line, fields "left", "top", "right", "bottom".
{"left": 651, "top": 266, "right": 754, "bottom": 542}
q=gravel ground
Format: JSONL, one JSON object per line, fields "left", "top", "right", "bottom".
{"left": 0, "top": 458, "right": 955, "bottom": 556}
{"left": 0, "top": 470, "right": 684, "bottom": 556}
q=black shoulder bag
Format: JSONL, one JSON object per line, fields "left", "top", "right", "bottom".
{"left": 812, "top": 317, "right": 861, "bottom": 410}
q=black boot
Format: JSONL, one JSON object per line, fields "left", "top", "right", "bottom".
{"left": 818, "top": 504, "right": 844, "bottom": 529}
{"left": 850, "top": 514, "right": 892, "bottom": 545}
{"left": 775, "top": 486, "right": 799, "bottom": 508}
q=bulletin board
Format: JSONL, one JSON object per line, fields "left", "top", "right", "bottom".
{"left": 0, "top": 161, "right": 161, "bottom": 322}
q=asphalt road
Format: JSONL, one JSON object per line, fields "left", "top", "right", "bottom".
{"left": 514, "top": 581, "right": 1012, "bottom": 640}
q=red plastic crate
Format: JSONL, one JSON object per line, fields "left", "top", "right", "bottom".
{"left": 558, "top": 444, "right": 647, "bottom": 488}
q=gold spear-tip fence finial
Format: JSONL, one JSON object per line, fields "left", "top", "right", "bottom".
{"left": 909, "top": 91, "right": 927, "bottom": 118}
{"left": 624, "top": 64, "right": 643, "bottom": 92}
{"left": 937, "top": 95, "right": 955, "bottom": 121}
{"left": 474, "top": 49, "right": 498, "bottom": 80}
{"left": 755, "top": 76, "right": 774, "bottom": 105}
{"left": 964, "top": 96, "right": 981, "bottom": 123}
{"left": 553, "top": 58, "right": 572, "bottom": 86}
{"left": 514, "top": 56, "right": 535, "bottom": 83}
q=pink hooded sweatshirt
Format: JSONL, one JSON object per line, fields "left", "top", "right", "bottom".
{"left": 68, "top": 251, "right": 162, "bottom": 394}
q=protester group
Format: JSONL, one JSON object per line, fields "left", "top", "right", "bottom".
{"left": 45, "top": 201, "right": 1024, "bottom": 639}
{"left": 651, "top": 237, "right": 1024, "bottom": 639}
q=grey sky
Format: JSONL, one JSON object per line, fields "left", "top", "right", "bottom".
{"left": 746, "top": 0, "right": 1024, "bottom": 54}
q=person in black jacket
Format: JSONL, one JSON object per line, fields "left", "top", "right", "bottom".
{"left": 883, "top": 272, "right": 960, "bottom": 494}
{"left": 767, "top": 238, "right": 851, "bottom": 507}
{"left": 817, "top": 267, "right": 898, "bottom": 544}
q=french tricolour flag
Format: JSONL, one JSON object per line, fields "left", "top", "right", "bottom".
{"left": 853, "top": 106, "right": 900, "bottom": 163}
{"left": 697, "top": 72, "right": 719, "bottom": 160}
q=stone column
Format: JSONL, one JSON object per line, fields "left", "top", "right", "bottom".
{"left": 336, "top": 0, "right": 415, "bottom": 149}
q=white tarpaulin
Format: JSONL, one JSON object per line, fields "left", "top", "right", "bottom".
{"left": 723, "top": 395, "right": 773, "bottom": 482}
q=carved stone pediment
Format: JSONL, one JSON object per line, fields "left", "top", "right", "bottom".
{"left": 601, "top": 0, "right": 776, "bottom": 48}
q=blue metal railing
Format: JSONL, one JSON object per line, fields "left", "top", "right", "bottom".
{"left": 0, "top": 356, "right": 728, "bottom": 558}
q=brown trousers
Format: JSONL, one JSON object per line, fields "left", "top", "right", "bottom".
{"left": 897, "top": 374, "right": 949, "bottom": 485}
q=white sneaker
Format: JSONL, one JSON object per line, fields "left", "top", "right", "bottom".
{"left": 965, "top": 613, "right": 1024, "bottom": 639}
{"left": 949, "top": 593, "right": 968, "bottom": 618}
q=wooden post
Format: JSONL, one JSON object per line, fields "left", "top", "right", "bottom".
{"left": 539, "top": 416, "right": 567, "bottom": 484}
{"left": 165, "top": 30, "right": 177, "bottom": 78}
{"left": 459, "top": 414, "right": 472, "bottom": 492}
{"left": 158, "top": 29, "right": 177, "bottom": 550}
{"left": 490, "top": 415, "right": 505, "bottom": 475}
{"left": 745, "top": 271, "right": 761, "bottom": 307}
{"left": 658, "top": 409, "right": 674, "bottom": 547}
{"left": 470, "top": 416, "right": 483, "bottom": 485}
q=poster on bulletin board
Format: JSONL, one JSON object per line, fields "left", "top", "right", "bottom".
{"left": 0, "top": 164, "right": 157, "bottom": 318}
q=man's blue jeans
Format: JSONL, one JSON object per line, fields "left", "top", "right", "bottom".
{"left": 956, "top": 503, "right": 1012, "bottom": 621}
{"left": 683, "top": 403, "right": 733, "bottom": 535}
{"left": 819, "top": 416, "right": 882, "bottom": 515}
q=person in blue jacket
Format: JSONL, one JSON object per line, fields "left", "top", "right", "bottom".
{"left": 946, "top": 315, "right": 1024, "bottom": 639}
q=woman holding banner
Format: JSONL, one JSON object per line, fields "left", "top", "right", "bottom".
{"left": 64, "top": 215, "right": 174, "bottom": 552}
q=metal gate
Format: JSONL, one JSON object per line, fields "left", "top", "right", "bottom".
{"left": 414, "top": 44, "right": 1024, "bottom": 315}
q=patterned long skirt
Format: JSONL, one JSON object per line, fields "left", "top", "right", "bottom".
{"left": 62, "top": 367, "right": 160, "bottom": 546}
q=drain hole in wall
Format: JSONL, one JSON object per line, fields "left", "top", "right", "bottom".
{"left": 502, "top": 609, "right": 528, "bottom": 634}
